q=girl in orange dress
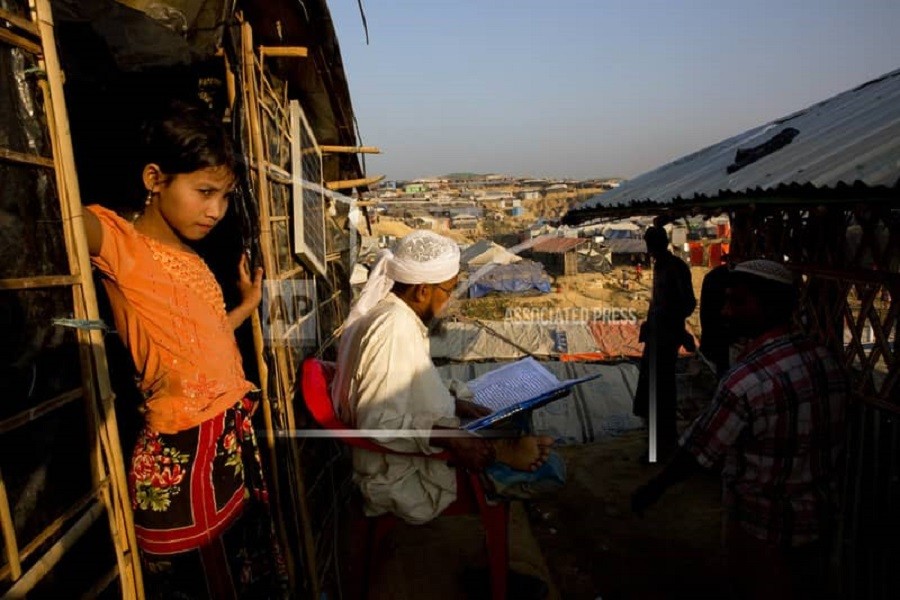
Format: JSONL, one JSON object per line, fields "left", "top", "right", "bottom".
{"left": 82, "top": 101, "right": 286, "bottom": 599}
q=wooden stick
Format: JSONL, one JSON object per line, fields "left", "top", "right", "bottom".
{"left": 276, "top": 265, "right": 306, "bottom": 281}
{"left": 326, "top": 174, "right": 385, "bottom": 190}
{"left": 259, "top": 46, "right": 308, "bottom": 59}
{"left": 0, "top": 27, "right": 41, "bottom": 54}
{"left": 0, "top": 7, "right": 40, "bottom": 36}
{"left": 319, "top": 145, "right": 381, "bottom": 155}
{"left": 1, "top": 501, "right": 106, "bottom": 598}
{"left": 222, "top": 55, "right": 236, "bottom": 114}
{"left": 0, "top": 147, "right": 55, "bottom": 169}
{"left": 0, "top": 466, "right": 22, "bottom": 581}
{"left": 0, "top": 389, "right": 81, "bottom": 436}
{"left": 0, "top": 274, "right": 79, "bottom": 290}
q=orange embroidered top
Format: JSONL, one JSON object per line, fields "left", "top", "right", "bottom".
{"left": 87, "top": 205, "right": 253, "bottom": 434}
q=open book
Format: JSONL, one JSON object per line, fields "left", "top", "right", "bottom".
{"left": 462, "top": 357, "right": 601, "bottom": 431}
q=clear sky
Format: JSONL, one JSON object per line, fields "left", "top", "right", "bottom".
{"left": 328, "top": 0, "right": 900, "bottom": 181}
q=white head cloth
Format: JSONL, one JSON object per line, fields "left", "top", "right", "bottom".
{"left": 343, "top": 230, "right": 460, "bottom": 331}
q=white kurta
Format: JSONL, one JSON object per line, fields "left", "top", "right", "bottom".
{"left": 333, "top": 294, "right": 459, "bottom": 524}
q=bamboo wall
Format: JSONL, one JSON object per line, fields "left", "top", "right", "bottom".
{"left": 0, "top": 2, "right": 141, "bottom": 597}
{"left": 727, "top": 199, "right": 899, "bottom": 598}
{"left": 226, "top": 18, "right": 355, "bottom": 599}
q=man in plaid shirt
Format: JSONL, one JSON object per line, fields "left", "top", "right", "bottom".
{"left": 632, "top": 259, "right": 848, "bottom": 599}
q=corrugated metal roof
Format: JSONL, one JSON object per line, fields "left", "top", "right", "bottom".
{"left": 531, "top": 237, "right": 587, "bottom": 253}
{"left": 571, "top": 68, "right": 900, "bottom": 213}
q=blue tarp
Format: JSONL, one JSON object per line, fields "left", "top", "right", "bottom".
{"left": 467, "top": 260, "right": 552, "bottom": 298}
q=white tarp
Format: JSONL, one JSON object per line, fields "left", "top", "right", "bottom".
{"left": 431, "top": 321, "right": 600, "bottom": 361}
{"left": 461, "top": 240, "right": 522, "bottom": 269}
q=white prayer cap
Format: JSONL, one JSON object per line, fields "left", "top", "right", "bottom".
{"left": 342, "top": 230, "right": 460, "bottom": 331}
{"left": 732, "top": 259, "right": 794, "bottom": 286}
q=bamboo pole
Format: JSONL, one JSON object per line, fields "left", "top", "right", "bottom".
{"left": 256, "top": 57, "right": 291, "bottom": 136}
{"left": 0, "top": 389, "right": 82, "bottom": 436}
{"left": 0, "top": 27, "right": 41, "bottom": 54}
{"left": 325, "top": 174, "right": 385, "bottom": 190}
{"left": 0, "top": 274, "right": 79, "bottom": 290}
{"left": 0, "top": 147, "right": 55, "bottom": 169}
{"left": 33, "top": 1, "right": 142, "bottom": 595}
{"left": 319, "top": 145, "right": 381, "bottom": 154}
{"left": 0, "top": 467, "right": 22, "bottom": 581}
{"left": 259, "top": 46, "right": 309, "bottom": 59}
{"left": 1, "top": 501, "right": 106, "bottom": 599}
{"left": 0, "top": 7, "right": 40, "bottom": 36}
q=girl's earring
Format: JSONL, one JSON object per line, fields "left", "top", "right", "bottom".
{"left": 145, "top": 189, "right": 153, "bottom": 206}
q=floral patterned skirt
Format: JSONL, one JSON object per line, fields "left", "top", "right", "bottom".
{"left": 129, "top": 396, "right": 288, "bottom": 599}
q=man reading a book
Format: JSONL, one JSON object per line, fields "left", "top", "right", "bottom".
{"left": 333, "top": 229, "right": 554, "bottom": 525}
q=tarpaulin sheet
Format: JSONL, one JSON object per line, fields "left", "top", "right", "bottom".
{"left": 586, "top": 321, "right": 698, "bottom": 359}
{"left": 431, "top": 321, "right": 600, "bottom": 361}
{"left": 466, "top": 260, "right": 551, "bottom": 299}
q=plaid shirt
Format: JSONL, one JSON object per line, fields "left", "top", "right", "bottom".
{"left": 680, "top": 326, "right": 848, "bottom": 547}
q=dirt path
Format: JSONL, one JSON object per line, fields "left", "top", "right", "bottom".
{"left": 528, "top": 431, "right": 730, "bottom": 599}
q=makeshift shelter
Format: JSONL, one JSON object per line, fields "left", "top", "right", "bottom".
{"left": 604, "top": 238, "right": 647, "bottom": 266}
{"left": 1, "top": 1, "right": 372, "bottom": 597}
{"left": 564, "top": 67, "right": 900, "bottom": 598}
{"left": 601, "top": 221, "right": 641, "bottom": 239}
{"left": 527, "top": 237, "right": 588, "bottom": 276}
{"left": 460, "top": 239, "right": 522, "bottom": 270}
{"left": 465, "top": 260, "right": 551, "bottom": 299}
{"left": 576, "top": 246, "right": 613, "bottom": 273}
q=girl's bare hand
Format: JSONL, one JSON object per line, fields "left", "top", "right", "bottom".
{"left": 237, "top": 253, "right": 264, "bottom": 309}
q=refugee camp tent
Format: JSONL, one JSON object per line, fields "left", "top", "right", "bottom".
{"left": 465, "top": 260, "right": 552, "bottom": 298}
{"left": 601, "top": 221, "right": 641, "bottom": 239}
{"left": 460, "top": 239, "right": 522, "bottom": 270}
{"left": 604, "top": 238, "right": 647, "bottom": 266}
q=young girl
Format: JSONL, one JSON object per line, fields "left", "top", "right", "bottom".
{"left": 82, "top": 101, "right": 286, "bottom": 598}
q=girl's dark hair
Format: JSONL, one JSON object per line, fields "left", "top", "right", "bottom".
{"left": 140, "top": 99, "right": 236, "bottom": 176}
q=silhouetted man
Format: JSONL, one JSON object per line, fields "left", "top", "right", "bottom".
{"left": 699, "top": 253, "right": 733, "bottom": 377}
{"left": 633, "top": 225, "right": 696, "bottom": 459}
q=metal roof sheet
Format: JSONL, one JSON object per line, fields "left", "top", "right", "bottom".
{"left": 572, "top": 68, "right": 900, "bottom": 213}
{"left": 531, "top": 237, "right": 588, "bottom": 253}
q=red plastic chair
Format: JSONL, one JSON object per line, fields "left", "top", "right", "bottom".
{"left": 299, "top": 357, "right": 508, "bottom": 600}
